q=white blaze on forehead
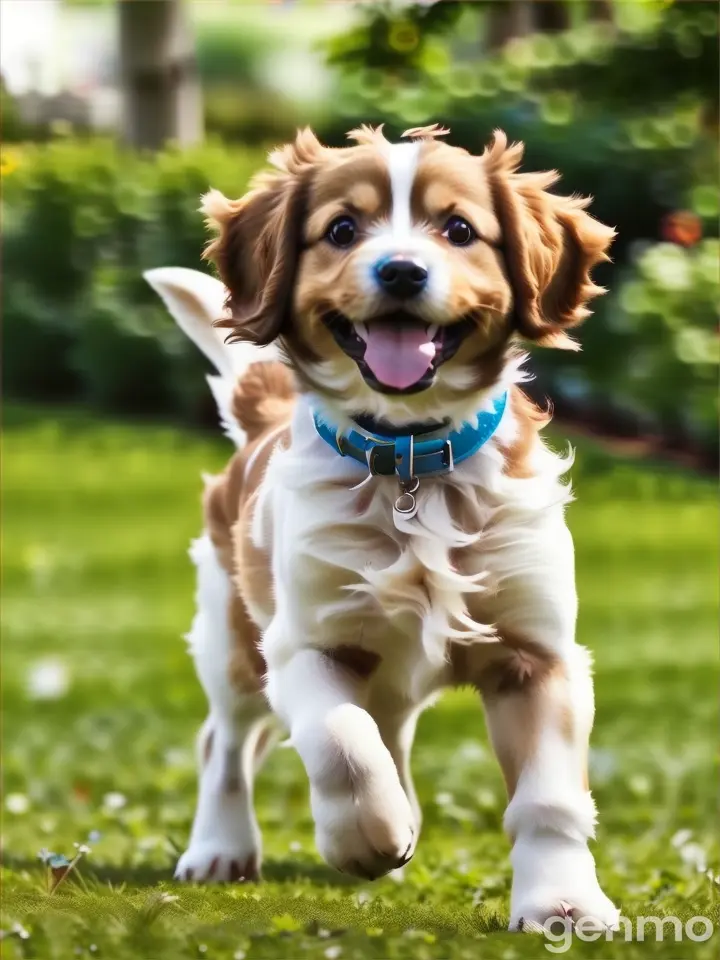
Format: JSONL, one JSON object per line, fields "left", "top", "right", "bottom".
{"left": 386, "top": 141, "right": 421, "bottom": 238}
{"left": 356, "top": 138, "right": 449, "bottom": 318}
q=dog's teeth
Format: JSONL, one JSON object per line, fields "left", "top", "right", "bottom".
{"left": 426, "top": 324, "right": 439, "bottom": 339}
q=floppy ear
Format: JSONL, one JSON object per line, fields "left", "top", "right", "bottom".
{"left": 484, "top": 130, "right": 616, "bottom": 350}
{"left": 201, "top": 129, "right": 329, "bottom": 346}
{"left": 201, "top": 172, "right": 309, "bottom": 346}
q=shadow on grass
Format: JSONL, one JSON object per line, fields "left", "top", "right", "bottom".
{"left": 2, "top": 854, "right": 360, "bottom": 890}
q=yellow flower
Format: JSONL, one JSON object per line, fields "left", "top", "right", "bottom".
{"left": 389, "top": 21, "right": 419, "bottom": 54}
{"left": 0, "top": 150, "right": 19, "bottom": 177}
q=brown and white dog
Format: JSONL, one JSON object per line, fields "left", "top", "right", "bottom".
{"left": 146, "top": 124, "right": 619, "bottom": 931}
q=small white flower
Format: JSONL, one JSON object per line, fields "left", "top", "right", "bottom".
{"left": 356, "top": 891, "right": 371, "bottom": 906}
{"left": 289, "top": 840, "right": 302, "bottom": 852}
{"left": 435, "top": 791, "right": 453, "bottom": 806}
{"left": 317, "top": 929, "right": 331, "bottom": 939}
{"left": 457, "top": 741, "right": 486, "bottom": 762}
{"left": 5, "top": 793, "right": 30, "bottom": 814}
{"left": 163, "top": 748, "right": 190, "bottom": 768}
{"left": 628, "top": 774, "right": 650, "bottom": 796}
{"left": 671, "top": 828, "right": 693, "bottom": 849}
{"left": 26, "top": 658, "right": 70, "bottom": 701}
{"left": 324, "top": 947, "right": 342, "bottom": 960}
{"left": 12, "top": 923, "right": 30, "bottom": 940}
{"left": 476, "top": 788, "right": 496, "bottom": 810}
{"left": 102, "top": 791, "right": 127, "bottom": 811}
{"left": 679, "top": 842, "right": 707, "bottom": 873}
{"left": 233, "top": 952, "right": 246, "bottom": 960}
{"left": 73, "top": 843, "right": 91, "bottom": 855}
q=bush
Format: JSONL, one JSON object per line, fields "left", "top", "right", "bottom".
{"left": 612, "top": 239, "right": 719, "bottom": 447}
{"left": 2, "top": 138, "right": 264, "bottom": 425}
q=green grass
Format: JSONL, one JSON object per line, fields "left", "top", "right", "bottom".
{"left": 1, "top": 403, "right": 718, "bottom": 959}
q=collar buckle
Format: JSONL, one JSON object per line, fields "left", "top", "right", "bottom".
{"left": 336, "top": 428, "right": 349, "bottom": 457}
{"left": 393, "top": 435, "right": 416, "bottom": 485}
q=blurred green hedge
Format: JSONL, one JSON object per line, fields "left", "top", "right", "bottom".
{"left": 2, "top": 139, "right": 264, "bottom": 427}
{"left": 2, "top": 136, "right": 717, "bottom": 455}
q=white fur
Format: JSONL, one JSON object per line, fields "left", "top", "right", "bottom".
{"left": 144, "top": 269, "right": 279, "bottom": 881}
{"left": 143, "top": 268, "right": 279, "bottom": 447}
{"left": 354, "top": 141, "right": 450, "bottom": 320}
{"left": 388, "top": 141, "right": 420, "bottom": 237}
{"left": 150, "top": 265, "right": 615, "bottom": 928}
{"left": 176, "top": 534, "right": 272, "bottom": 883}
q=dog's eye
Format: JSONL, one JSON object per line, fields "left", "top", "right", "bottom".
{"left": 326, "top": 216, "right": 357, "bottom": 248}
{"left": 443, "top": 216, "right": 476, "bottom": 247}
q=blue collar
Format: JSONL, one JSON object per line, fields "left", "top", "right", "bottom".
{"left": 312, "top": 392, "right": 508, "bottom": 483}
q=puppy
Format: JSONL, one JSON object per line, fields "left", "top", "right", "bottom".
{"left": 146, "top": 124, "right": 619, "bottom": 931}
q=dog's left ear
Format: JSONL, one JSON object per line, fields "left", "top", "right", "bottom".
{"left": 484, "top": 130, "right": 616, "bottom": 350}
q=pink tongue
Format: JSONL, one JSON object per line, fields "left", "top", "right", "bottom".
{"left": 362, "top": 324, "right": 436, "bottom": 390}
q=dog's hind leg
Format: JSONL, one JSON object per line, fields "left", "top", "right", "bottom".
{"left": 175, "top": 533, "right": 273, "bottom": 883}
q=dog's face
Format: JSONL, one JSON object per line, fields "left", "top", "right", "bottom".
{"left": 204, "top": 125, "right": 614, "bottom": 425}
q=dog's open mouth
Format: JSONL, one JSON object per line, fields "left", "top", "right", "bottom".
{"left": 323, "top": 310, "right": 475, "bottom": 395}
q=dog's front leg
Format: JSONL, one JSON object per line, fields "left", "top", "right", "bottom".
{"left": 266, "top": 648, "right": 417, "bottom": 879}
{"left": 480, "top": 644, "right": 619, "bottom": 932}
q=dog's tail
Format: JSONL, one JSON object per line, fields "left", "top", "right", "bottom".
{"left": 144, "top": 267, "right": 294, "bottom": 447}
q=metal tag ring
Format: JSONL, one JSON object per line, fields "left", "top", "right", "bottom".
{"left": 394, "top": 491, "right": 417, "bottom": 515}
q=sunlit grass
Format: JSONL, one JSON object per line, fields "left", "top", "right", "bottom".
{"left": 1, "top": 404, "right": 717, "bottom": 959}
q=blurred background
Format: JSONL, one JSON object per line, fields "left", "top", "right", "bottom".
{"left": 2, "top": 0, "right": 718, "bottom": 464}
{"left": 2, "top": 4, "right": 718, "bottom": 955}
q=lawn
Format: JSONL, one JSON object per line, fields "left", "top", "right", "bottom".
{"left": 1, "top": 403, "right": 717, "bottom": 959}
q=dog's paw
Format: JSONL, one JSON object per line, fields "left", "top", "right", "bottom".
{"left": 312, "top": 785, "right": 417, "bottom": 880}
{"left": 508, "top": 834, "right": 619, "bottom": 934}
{"left": 510, "top": 890, "right": 620, "bottom": 934}
{"left": 175, "top": 842, "right": 260, "bottom": 884}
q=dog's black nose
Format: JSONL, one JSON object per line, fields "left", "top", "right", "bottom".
{"left": 375, "top": 257, "right": 428, "bottom": 299}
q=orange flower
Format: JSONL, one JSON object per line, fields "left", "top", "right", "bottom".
{"left": 661, "top": 211, "right": 702, "bottom": 247}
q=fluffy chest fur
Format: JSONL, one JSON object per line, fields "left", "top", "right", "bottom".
{"left": 243, "top": 387, "right": 574, "bottom": 705}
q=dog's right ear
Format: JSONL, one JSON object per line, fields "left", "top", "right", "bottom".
{"left": 202, "top": 129, "right": 326, "bottom": 346}
{"left": 201, "top": 176, "right": 306, "bottom": 346}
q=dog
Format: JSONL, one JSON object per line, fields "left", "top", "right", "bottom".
{"left": 145, "top": 124, "right": 619, "bottom": 932}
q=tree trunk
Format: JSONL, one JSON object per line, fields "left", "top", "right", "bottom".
{"left": 486, "top": 0, "right": 534, "bottom": 50}
{"left": 534, "top": 1, "right": 571, "bottom": 34}
{"left": 118, "top": 0, "right": 202, "bottom": 151}
{"left": 588, "top": 0, "right": 614, "bottom": 23}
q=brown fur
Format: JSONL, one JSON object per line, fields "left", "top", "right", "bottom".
{"left": 324, "top": 645, "right": 382, "bottom": 680}
{"left": 451, "top": 633, "right": 583, "bottom": 799}
{"left": 231, "top": 361, "right": 295, "bottom": 443}
{"left": 500, "top": 388, "right": 553, "bottom": 479}
{"left": 202, "top": 362, "right": 295, "bottom": 695}
{"left": 483, "top": 130, "right": 616, "bottom": 350}
{"left": 203, "top": 172, "right": 311, "bottom": 351}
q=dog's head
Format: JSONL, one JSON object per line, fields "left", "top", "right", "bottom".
{"left": 203, "top": 125, "right": 615, "bottom": 426}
